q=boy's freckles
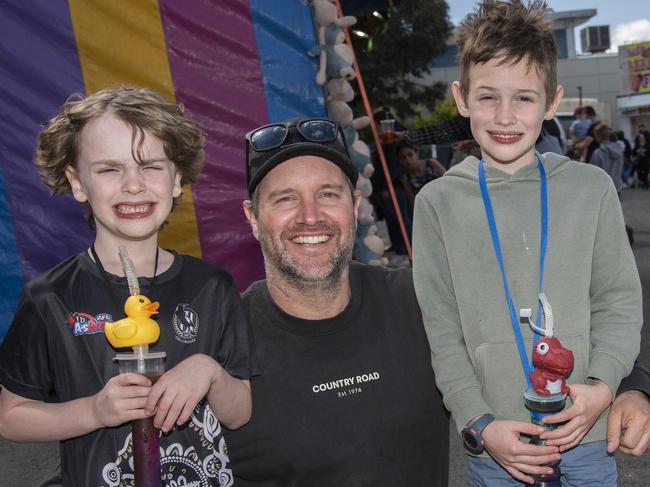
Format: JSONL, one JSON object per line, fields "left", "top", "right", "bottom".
{"left": 452, "top": 57, "right": 562, "bottom": 174}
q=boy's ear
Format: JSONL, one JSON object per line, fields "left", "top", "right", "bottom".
{"left": 544, "top": 85, "right": 564, "bottom": 120}
{"left": 172, "top": 169, "right": 182, "bottom": 198}
{"left": 65, "top": 166, "right": 88, "bottom": 203}
{"left": 451, "top": 81, "right": 470, "bottom": 117}
{"left": 243, "top": 201, "right": 260, "bottom": 240}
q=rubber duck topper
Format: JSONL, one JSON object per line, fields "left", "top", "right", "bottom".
{"left": 520, "top": 293, "right": 574, "bottom": 396}
{"left": 104, "top": 246, "right": 161, "bottom": 352}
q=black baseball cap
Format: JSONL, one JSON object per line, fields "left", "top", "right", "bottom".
{"left": 245, "top": 118, "right": 358, "bottom": 196}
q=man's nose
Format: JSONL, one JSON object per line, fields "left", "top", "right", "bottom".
{"left": 295, "top": 198, "right": 323, "bottom": 225}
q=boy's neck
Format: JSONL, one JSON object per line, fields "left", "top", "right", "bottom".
{"left": 91, "top": 237, "right": 161, "bottom": 278}
{"left": 484, "top": 154, "right": 537, "bottom": 175}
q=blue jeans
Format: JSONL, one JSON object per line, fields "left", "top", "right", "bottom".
{"left": 466, "top": 440, "right": 616, "bottom": 486}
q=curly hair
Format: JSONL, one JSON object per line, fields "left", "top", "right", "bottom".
{"left": 456, "top": 0, "right": 557, "bottom": 108}
{"left": 34, "top": 86, "right": 205, "bottom": 204}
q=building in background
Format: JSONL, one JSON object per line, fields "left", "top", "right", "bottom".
{"left": 617, "top": 41, "right": 650, "bottom": 137}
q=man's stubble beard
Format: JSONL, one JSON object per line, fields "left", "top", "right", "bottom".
{"left": 258, "top": 219, "right": 357, "bottom": 294}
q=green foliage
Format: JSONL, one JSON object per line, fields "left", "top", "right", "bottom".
{"left": 413, "top": 94, "right": 458, "bottom": 128}
{"left": 350, "top": 0, "right": 453, "bottom": 121}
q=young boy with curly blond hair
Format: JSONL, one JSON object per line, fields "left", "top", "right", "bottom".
{"left": 0, "top": 87, "right": 255, "bottom": 486}
{"left": 412, "top": 1, "right": 642, "bottom": 485}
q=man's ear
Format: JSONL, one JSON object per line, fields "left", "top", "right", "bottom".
{"left": 451, "top": 81, "right": 470, "bottom": 118}
{"left": 65, "top": 166, "right": 88, "bottom": 203}
{"left": 353, "top": 189, "right": 362, "bottom": 221}
{"left": 243, "top": 200, "right": 260, "bottom": 240}
{"left": 544, "top": 85, "right": 564, "bottom": 120}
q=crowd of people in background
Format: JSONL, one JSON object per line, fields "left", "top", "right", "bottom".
{"left": 369, "top": 105, "right": 650, "bottom": 264}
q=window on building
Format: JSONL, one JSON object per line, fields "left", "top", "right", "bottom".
{"left": 553, "top": 29, "right": 568, "bottom": 59}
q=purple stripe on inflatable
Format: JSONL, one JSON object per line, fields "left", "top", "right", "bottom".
{"left": 0, "top": 0, "right": 92, "bottom": 282}
{"left": 159, "top": 0, "right": 267, "bottom": 290}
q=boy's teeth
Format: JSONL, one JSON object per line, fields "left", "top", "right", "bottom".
{"left": 292, "top": 235, "right": 330, "bottom": 244}
{"left": 117, "top": 204, "right": 151, "bottom": 214}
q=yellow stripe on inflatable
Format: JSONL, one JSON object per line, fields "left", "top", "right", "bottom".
{"left": 68, "top": 0, "right": 202, "bottom": 258}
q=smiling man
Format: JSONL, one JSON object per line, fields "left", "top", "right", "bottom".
{"left": 222, "top": 118, "right": 449, "bottom": 486}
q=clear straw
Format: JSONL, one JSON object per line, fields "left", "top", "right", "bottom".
{"left": 118, "top": 246, "right": 140, "bottom": 296}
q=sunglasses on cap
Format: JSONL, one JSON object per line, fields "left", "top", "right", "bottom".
{"left": 245, "top": 117, "right": 358, "bottom": 196}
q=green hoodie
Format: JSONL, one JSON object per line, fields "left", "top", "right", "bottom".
{"left": 412, "top": 152, "right": 642, "bottom": 446}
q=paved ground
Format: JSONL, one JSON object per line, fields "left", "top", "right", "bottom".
{"left": 2, "top": 187, "right": 650, "bottom": 486}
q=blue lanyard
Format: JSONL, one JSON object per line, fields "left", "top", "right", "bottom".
{"left": 478, "top": 156, "right": 547, "bottom": 386}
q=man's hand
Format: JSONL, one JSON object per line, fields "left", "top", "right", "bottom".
{"left": 482, "top": 419, "right": 561, "bottom": 484}
{"left": 93, "top": 373, "right": 152, "bottom": 428}
{"left": 145, "top": 354, "right": 219, "bottom": 432}
{"left": 540, "top": 381, "right": 613, "bottom": 451}
{"left": 607, "top": 390, "right": 650, "bottom": 456}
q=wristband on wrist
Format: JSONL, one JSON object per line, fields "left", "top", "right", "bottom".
{"left": 461, "top": 413, "right": 495, "bottom": 454}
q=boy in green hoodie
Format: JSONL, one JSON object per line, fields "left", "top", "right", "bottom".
{"left": 412, "top": 1, "right": 642, "bottom": 485}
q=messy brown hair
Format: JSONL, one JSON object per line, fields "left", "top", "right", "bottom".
{"left": 456, "top": 0, "right": 557, "bottom": 108}
{"left": 34, "top": 86, "right": 205, "bottom": 212}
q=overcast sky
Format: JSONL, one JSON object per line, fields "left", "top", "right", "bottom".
{"left": 447, "top": 0, "right": 650, "bottom": 52}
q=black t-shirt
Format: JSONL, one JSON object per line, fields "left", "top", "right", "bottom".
{"left": 619, "top": 362, "right": 650, "bottom": 396}
{"left": 0, "top": 251, "right": 256, "bottom": 487}
{"left": 223, "top": 262, "right": 449, "bottom": 486}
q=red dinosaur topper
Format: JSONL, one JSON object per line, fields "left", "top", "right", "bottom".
{"left": 530, "top": 336, "right": 574, "bottom": 396}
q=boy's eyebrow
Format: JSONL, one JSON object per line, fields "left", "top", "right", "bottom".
{"left": 89, "top": 159, "right": 122, "bottom": 167}
{"left": 476, "top": 84, "right": 541, "bottom": 95}
{"left": 89, "top": 157, "right": 168, "bottom": 166}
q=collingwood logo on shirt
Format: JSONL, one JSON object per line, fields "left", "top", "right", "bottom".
{"left": 173, "top": 303, "right": 199, "bottom": 344}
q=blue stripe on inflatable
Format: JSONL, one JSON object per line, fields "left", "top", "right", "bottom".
{"left": 0, "top": 168, "right": 22, "bottom": 341}
{"left": 249, "top": 0, "right": 326, "bottom": 121}
{"left": 0, "top": 0, "right": 89, "bottom": 342}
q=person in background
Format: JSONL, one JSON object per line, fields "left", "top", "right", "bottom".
{"left": 590, "top": 124, "right": 624, "bottom": 193}
{"left": 396, "top": 140, "right": 446, "bottom": 213}
{"left": 616, "top": 130, "right": 634, "bottom": 186}
{"left": 372, "top": 107, "right": 412, "bottom": 267}
{"left": 581, "top": 105, "right": 601, "bottom": 163}
{"left": 569, "top": 106, "right": 592, "bottom": 160}
{"left": 633, "top": 131, "right": 649, "bottom": 189}
{"left": 633, "top": 123, "right": 649, "bottom": 149}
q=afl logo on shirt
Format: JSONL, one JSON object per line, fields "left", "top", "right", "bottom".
{"left": 173, "top": 303, "right": 199, "bottom": 344}
{"left": 67, "top": 312, "right": 113, "bottom": 336}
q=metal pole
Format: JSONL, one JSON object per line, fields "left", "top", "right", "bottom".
{"left": 577, "top": 86, "right": 583, "bottom": 107}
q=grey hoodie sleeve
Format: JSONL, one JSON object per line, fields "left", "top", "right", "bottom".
{"left": 587, "top": 181, "right": 642, "bottom": 395}
{"left": 412, "top": 191, "right": 493, "bottom": 430}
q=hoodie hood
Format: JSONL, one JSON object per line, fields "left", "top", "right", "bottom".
{"left": 444, "top": 152, "right": 572, "bottom": 183}
{"left": 599, "top": 141, "right": 624, "bottom": 158}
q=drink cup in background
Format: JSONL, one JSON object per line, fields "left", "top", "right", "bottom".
{"left": 380, "top": 119, "right": 395, "bottom": 143}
